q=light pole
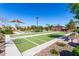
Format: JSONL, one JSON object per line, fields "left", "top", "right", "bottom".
{"left": 36, "top": 17, "right": 39, "bottom": 27}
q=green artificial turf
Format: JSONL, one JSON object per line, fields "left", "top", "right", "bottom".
{"left": 27, "top": 37, "right": 45, "bottom": 44}
{"left": 13, "top": 39, "right": 37, "bottom": 52}
{"left": 13, "top": 32, "right": 66, "bottom": 52}
{"left": 10, "top": 31, "right": 56, "bottom": 38}
{"left": 35, "top": 35, "right": 52, "bottom": 41}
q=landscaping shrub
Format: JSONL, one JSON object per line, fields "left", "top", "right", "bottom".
{"left": 0, "top": 30, "right": 13, "bottom": 34}
{"left": 56, "top": 42, "right": 66, "bottom": 47}
{"left": 48, "top": 34, "right": 62, "bottom": 38}
{"left": 72, "top": 46, "right": 79, "bottom": 56}
{"left": 69, "top": 32, "right": 75, "bottom": 37}
{"left": 50, "top": 49, "right": 59, "bottom": 55}
{"left": 0, "top": 30, "right": 5, "bottom": 34}
{"left": 33, "top": 26, "right": 43, "bottom": 32}
{"left": 4, "top": 29, "right": 13, "bottom": 34}
{"left": 34, "top": 29, "right": 43, "bottom": 32}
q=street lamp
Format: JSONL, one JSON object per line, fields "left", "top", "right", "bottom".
{"left": 36, "top": 17, "right": 39, "bottom": 27}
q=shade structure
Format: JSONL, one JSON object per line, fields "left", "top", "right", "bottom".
{"left": 10, "top": 19, "right": 23, "bottom": 23}
{"left": 10, "top": 19, "right": 23, "bottom": 30}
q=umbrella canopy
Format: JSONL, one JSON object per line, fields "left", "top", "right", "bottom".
{"left": 10, "top": 19, "right": 23, "bottom": 30}
{"left": 10, "top": 19, "right": 24, "bottom": 27}
{"left": 10, "top": 19, "right": 23, "bottom": 23}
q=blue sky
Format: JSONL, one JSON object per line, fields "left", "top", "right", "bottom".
{"left": 0, "top": 3, "right": 74, "bottom": 26}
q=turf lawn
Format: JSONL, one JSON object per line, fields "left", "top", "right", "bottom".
{"left": 13, "top": 32, "right": 66, "bottom": 52}
{"left": 10, "top": 31, "right": 52, "bottom": 37}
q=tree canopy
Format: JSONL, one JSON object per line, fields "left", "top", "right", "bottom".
{"left": 69, "top": 3, "right": 79, "bottom": 19}
{"left": 66, "top": 19, "right": 76, "bottom": 30}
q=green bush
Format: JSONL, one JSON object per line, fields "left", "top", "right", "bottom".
{"left": 72, "top": 46, "right": 79, "bottom": 56}
{"left": 56, "top": 42, "right": 66, "bottom": 47}
{"left": 0, "top": 30, "right": 13, "bottom": 34}
{"left": 0, "top": 30, "right": 5, "bottom": 34}
{"left": 4, "top": 30, "right": 13, "bottom": 34}
{"left": 50, "top": 49, "right": 59, "bottom": 55}
{"left": 34, "top": 28, "right": 43, "bottom": 32}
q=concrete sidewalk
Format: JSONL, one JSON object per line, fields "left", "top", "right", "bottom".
{"left": 5, "top": 35, "right": 22, "bottom": 56}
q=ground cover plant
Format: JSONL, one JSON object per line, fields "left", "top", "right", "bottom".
{"left": 56, "top": 42, "right": 66, "bottom": 47}
{"left": 72, "top": 45, "right": 79, "bottom": 56}
{"left": 50, "top": 49, "right": 59, "bottom": 55}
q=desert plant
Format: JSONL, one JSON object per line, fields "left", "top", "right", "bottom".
{"left": 50, "top": 49, "right": 59, "bottom": 55}
{"left": 72, "top": 46, "right": 79, "bottom": 56}
{"left": 56, "top": 42, "right": 66, "bottom": 47}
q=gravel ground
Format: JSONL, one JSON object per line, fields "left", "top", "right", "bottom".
{"left": 0, "top": 42, "right": 5, "bottom": 56}
{"left": 34, "top": 40, "right": 74, "bottom": 56}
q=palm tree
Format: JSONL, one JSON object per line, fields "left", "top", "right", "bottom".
{"left": 46, "top": 24, "right": 53, "bottom": 31}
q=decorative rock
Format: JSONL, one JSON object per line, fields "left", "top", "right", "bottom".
{"left": 0, "top": 33, "right": 5, "bottom": 43}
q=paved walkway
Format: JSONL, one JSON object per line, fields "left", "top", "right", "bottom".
{"left": 5, "top": 35, "right": 22, "bottom": 56}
